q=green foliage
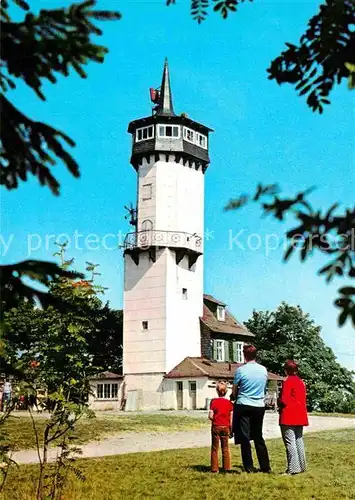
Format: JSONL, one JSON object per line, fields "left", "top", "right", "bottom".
{"left": 226, "top": 185, "right": 355, "bottom": 327}
{"left": 191, "top": 0, "right": 209, "bottom": 23}
{"left": 1, "top": 414, "right": 209, "bottom": 451}
{"left": 2, "top": 245, "right": 122, "bottom": 499}
{"left": 345, "top": 62, "right": 355, "bottom": 88}
{"left": 267, "top": 0, "right": 355, "bottom": 113}
{"left": 2, "top": 430, "right": 355, "bottom": 499}
{"left": 0, "top": 0, "right": 121, "bottom": 193}
{"left": 244, "top": 302, "right": 355, "bottom": 412}
{"left": 168, "top": 0, "right": 355, "bottom": 111}
{"left": 4, "top": 249, "right": 123, "bottom": 387}
{"left": 0, "top": 260, "right": 83, "bottom": 324}
{"left": 0, "top": 401, "right": 18, "bottom": 493}
{"left": 0, "top": 0, "right": 120, "bottom": 315}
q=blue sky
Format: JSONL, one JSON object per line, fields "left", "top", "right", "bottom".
{"left": 2, "top": 0, "right": 355, "bottom": 369}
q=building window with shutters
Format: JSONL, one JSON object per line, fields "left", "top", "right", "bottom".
{"left": 233, "top": 341, "right": 244, "bottom": 363}
{"left": 215, "top": 340, "right": 224, "bottom": 362}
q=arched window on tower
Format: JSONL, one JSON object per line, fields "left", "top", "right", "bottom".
{"left": 141, "top": 219, "right": 153, "bottom": 232}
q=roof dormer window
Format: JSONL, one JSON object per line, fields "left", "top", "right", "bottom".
{"left": 217, "top": 305, "right": 225, "bottom": 322}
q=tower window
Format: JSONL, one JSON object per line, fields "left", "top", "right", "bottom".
{"left": 141, "top": 219, "right": 153, "bottom": 231}
{"left": 142, "top": 321, "right": 148, "bottom": 330}
{"left": 183, "top": 127, "right": 208, "bottom": 149}
{"left": 196, "top": 132, "right": 207, "bottom": 149}
{"left": 158, "top": 125, "right": 180, "bottom": 138}
{"left": 217, "top": 306, "right": 225, "bottom": 322}
{"left": 142, "top": 183, "right": 152, "bottom": 201}
{"left": 136, "top": 125, "right": 154, "bottom": 142}
{"left": 182, "top": 288, "right": 188, "bottom": 299}
{"left": 183, "top": 127, "right": 195, "bottom": 144}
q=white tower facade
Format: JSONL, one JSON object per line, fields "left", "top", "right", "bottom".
{"left": 123, "top": 60, "right": 212, "bottom": 410}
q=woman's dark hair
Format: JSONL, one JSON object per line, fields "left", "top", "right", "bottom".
{"left": 284, "top": 360, "right": 298, "bottom": 375}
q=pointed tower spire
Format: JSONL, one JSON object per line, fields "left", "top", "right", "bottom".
{"left": 156, "top": 58, "right": 175, "bottom": 116}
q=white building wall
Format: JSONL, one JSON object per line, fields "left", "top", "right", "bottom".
{"left": 124, "top": 373, "right": 164, "bottom": 410}
{"left": 165, "top": 251, "right": 203, "bottom": 372}
{"left": 123, "top": 247, "right": 203, "bottom": 376}
{"left": 123, "top": 154, "right": 205, "bottom": 409}
{"left": 155, "top": 157, "right": 204, "bottom": 238}
{"left": 88, "top": 379, "right": 124, "bottom": 411}
{"left": 162, "top": 378, "right": 234, "bottom": 410}
{"left": 137, "top": 156, "right": 157, "bottom": 230}
{"left": 162, "top": 377, "right": 208, "bottom": 410}
{"left": 123, "top": 249, "right": 168, "bottom": 374}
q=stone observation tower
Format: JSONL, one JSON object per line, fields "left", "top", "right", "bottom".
{"left": 123, "top": 59, "right": 212, "bottom": 410}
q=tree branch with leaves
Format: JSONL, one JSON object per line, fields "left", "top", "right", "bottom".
{"left": 166, "top": 0, "right": 355, "bottom": 111}
{"left": 225, "top": 185, "right": 355, "bottom": 327}
{"left": 0, "top": 0, "right": 120, "bottom": 315}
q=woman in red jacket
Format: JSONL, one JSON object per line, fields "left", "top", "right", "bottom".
{"left": 278, "top": 360, "right": 309, "bottom": 475}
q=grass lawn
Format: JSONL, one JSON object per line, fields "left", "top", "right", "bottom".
{"left": 1, "top": 413, "right": 208, "bottom": 451}
{"left": 1, "top": 429, "right": 354, "bottom": 500}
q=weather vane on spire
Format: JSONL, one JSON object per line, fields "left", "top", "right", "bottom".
{"left": 149, "top": 58, "right": 175, "bottom": 116}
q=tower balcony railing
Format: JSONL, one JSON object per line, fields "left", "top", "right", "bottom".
{"left": 123, "top": 230, "right": 202, "bottom": 253}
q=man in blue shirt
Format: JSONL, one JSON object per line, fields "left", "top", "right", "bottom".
{"left": 231, "top": 344, "right": 271, "bottom": 473}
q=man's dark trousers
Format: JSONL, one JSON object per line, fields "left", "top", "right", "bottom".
{"left": 234, "top": 404, "right": 270, "bottom": 472}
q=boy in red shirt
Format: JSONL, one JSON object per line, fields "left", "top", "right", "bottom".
{"left": 209, "top": 381, "right": 234, "bottom": 473}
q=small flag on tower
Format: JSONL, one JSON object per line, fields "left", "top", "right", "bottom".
{"left": 150, "top": 87, "right": 160, "bottom": 103}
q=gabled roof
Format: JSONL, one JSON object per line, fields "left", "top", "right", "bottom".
{"left": 165, "top": 357, "right": 283, "bottom": 381}
{"left": 203, "top": 294, "right": 226, "bottom": 306}
{"left": 201, "top": 294, "right": 254, "bottom": 337}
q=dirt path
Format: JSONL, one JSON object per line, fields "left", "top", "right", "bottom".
{"left": 13, "top": 414, "right": 355, "bottom": 465}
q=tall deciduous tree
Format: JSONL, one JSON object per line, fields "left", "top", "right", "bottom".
{"left": 245, "top": 302, "right": 355, "bottom": 412}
